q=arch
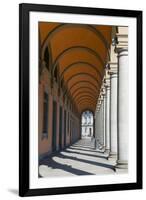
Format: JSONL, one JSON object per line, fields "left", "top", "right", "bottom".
{"left": 79, "top": 106, "right": 96, "bottom": 114}
{"left": 71, "top": 86, "right": 97, "bottom": 97}
{"left": 75, "top": 95, "right": 96, "bottom": 104}
{"left": 69, "top": 80, "right": 99, "bottom": 94}
{"left": 81, "top": 108, "right": 94, "bottom": 116}
{"left": 79, "top": 105, "right": 95, "bottom": 113}
{"left": 63, "top": 72, "right": 100, "bottom": 96}
{"left": 60, "top": 61, "right": 102, "bottom": 82}
{"left": 80, "top": 109, "right": 95, "bottom": 116}
{"left": 41, "top": 23, "right": 110, "bottom": 58}
{"left": 78, "top": 104, "right": 96, "bottom": 112}
{"left": 73, "top": 91, "right": 97, "bottom": 102}
{"left": 52, "top": 46, "right": 104, "bottom": 74}
{"left": 39, "top": 43, "right": 53, "bottom": 78}
{"left": 77, "top": 99, "right": 97, "bottom": 106}
{"left": 78, "top": 99, "right": 97, "bottom": 104}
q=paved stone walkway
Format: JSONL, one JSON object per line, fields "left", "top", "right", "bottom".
{"left": 39, "top": 137, "right": 118, "bottom": 178}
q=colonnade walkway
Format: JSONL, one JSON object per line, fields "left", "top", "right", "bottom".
{"left": 39, "top": 137, "right": 122, "bottom": 178}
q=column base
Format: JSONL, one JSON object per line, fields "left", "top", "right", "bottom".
{"left": 104, "top": 149, "right": 110, "bottom": 158}
{"left": 108, "top": 152, "right": 117, "bottom": 159}
{"left": 102, "top": 146, "right": 106, "bottom": 152}
{"left": 116, "top": 160, "right": 128, "bottom": 169}
{"left": 108, "top": 153, "right": 117, "bottom": 165}
{"left": 94, "top": 139, "right": 99, "bottom": 149}
{"left": 95, "top": 143, "right": 105, "bottom": 153}
{"left": 98, "top": 143, "right": 103, "bottom": 149}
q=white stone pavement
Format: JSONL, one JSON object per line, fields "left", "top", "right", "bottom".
{"left": 39, "top": 137, "right": 127, "bottom": 178}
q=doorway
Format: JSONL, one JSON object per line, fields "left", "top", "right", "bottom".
{"left": 81, "top": 110, "right": 93, "bottom": 138}
{"left": 52, "top": 101, "right": 57, "bottom": 152}
{"left": 64, "top": 110, "right": 66, "bottom": 147}
{"left": 59, "top": 106, "right": 62, "bottom": 150}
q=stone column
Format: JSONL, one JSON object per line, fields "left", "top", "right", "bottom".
{"left": 100, "top": 98, "right": 104, "bottom": 148}
{"left": 94, "top": 109, "right": 98, "bottom": 149}
{"left": 103, "top": 93, "right": 106, "bottom": 151}
{"left": 99, "top": 85, "right": 106, "bottom": 151}
{"left": 95, "top": 103, "right": 100, "bottom": 149}
{"left": 115, "top": 27, "right": 128, "bottom": 169}
{"left": 97, "top": 101, "right": 101, "bottom": 148}
{"left": 105, "top": 82, "right": 111, "bottom": 155}
{"left": 109, "top": 71, "right": 118, "bottom": 159}
{"left": 116, "top": 48, "right": 128, "bottom": 168}
{"left": 95, "top": 98, "right": 103, "bottom": 150}
{"left": 107, "top": 41, "right": 118, "bottom": 160}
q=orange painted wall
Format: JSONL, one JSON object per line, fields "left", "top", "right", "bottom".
{"left": 39, "top": 67, "right": 52, "bottom": 155}
{"left": 39, "top": 66, "right": 80, "bottom": 157}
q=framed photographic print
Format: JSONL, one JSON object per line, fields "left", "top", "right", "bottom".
{"left": 19, "top": 3, "right": 142, "bottom": 197}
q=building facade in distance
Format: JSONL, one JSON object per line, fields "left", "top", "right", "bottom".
{"left": 81, "top": 111, "right": 93, "bottom": 137}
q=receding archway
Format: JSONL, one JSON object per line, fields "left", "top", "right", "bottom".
{"left": 81, "top": 110, "right": 94, "bottom": 139}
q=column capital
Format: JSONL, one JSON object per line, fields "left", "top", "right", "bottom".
{"left": 96, "top": 106, "right": 100, "bottom": 112}
{"left": 112, "top": 26, "right": 128, "bottom": 55}
{"left": 103, "top": 71, "right": 110, "bottom": 88}
{"left": 108, "top": 62, "right": 118, "bottom": 75}
{"left": 99, "top": 95, "right": 104, "bottom": 101}
{"left": 115, "top": 47, "right": 128, "bottom": 59}
{"left": 104, "top": 77, "right": 110, "bottom": 89}
{"left": 100, "top": 85, "right": 106, "bottom": 96}
{"left": 97, "top": 95, "right": 104, "bottom": 109}
{"left": 114, "top": 31, "right": 128, "bottom": 54}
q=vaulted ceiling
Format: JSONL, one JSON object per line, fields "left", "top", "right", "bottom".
{"left": 39, "top": 22, "right": 112, "bottom": 113}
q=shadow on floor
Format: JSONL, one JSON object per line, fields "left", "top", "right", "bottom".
{"left": 39, "top": 157, "right": 95, "bottom": 177}
{"left": 64, "top": 149, "right": 107, "bottom": 160}
{"left": 73, "top": 144, "right": 94, "bottom": 149}
{"left": 39, "top": 138, "right": 116, "bottom": 177}
{"left": 58, "top": 153, "right": 115, "bottom": 171}
{"left": 69, "top": 146, "right": 99, "bottom": 153}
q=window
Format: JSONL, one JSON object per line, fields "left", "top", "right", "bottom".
{"left": 61, "top": 78, "right": 64, "bottom": 88}
{"left": 64, "top": 110, "right": 66, "bottom": 146}
{"left": 42, "top": 92, "right": 49, "bottom": 139}
{"left": 54, "top": 66, "right": 58, "bottom": 82}
{"left": 68, "top": 112, "right": 70, "bottom": 135}
{"left": 44, "top": 47, "right": 49, "bottom": 70}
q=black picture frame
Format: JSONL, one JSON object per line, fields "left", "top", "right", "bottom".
{"left": 19, "top": 3, "right": 143, "bottom": 197}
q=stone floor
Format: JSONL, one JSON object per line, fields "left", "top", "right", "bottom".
{"left": 39, "top": 137, "right": 126, "bottom": 178}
